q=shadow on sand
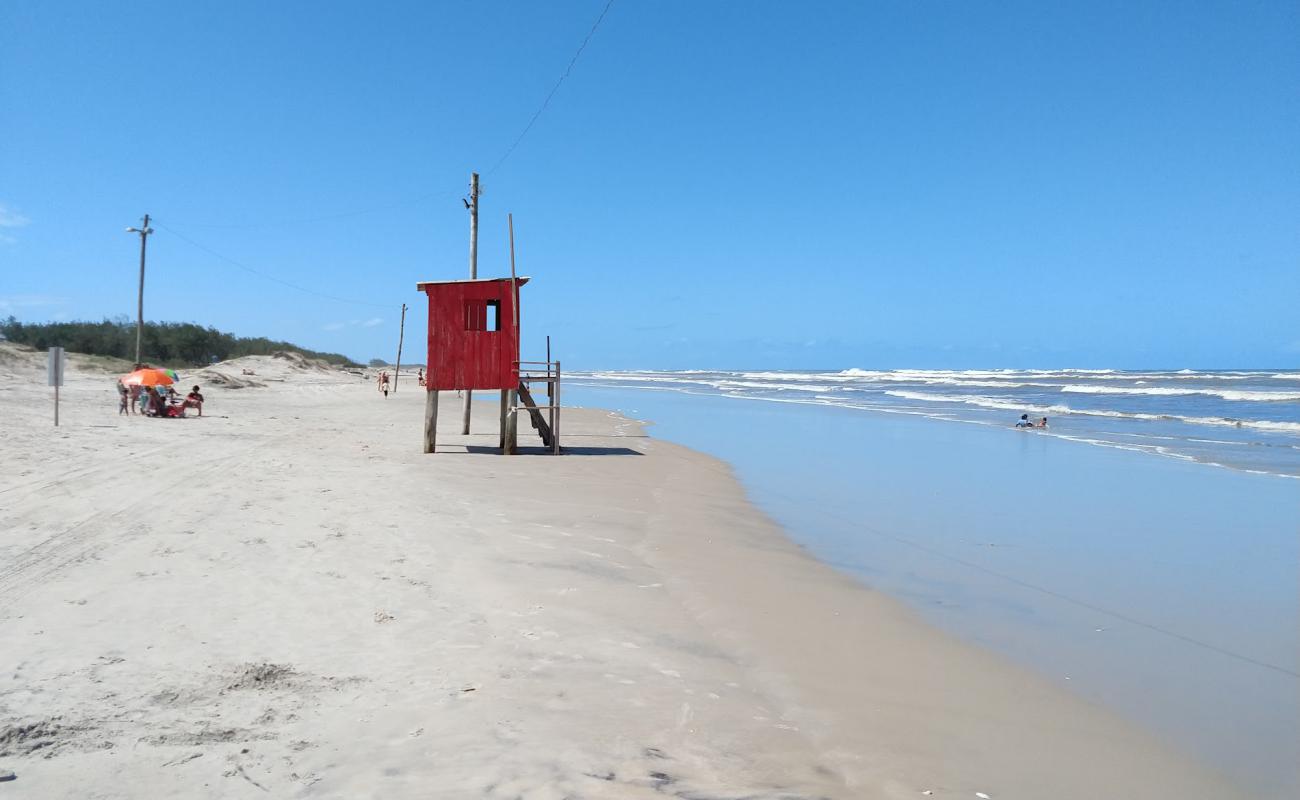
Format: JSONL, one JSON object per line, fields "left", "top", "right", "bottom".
{"left": 462, "top": 445, "right": 643, "bottom": 457}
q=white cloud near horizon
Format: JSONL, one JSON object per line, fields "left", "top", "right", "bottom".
{"left": 323, "top": 317, "right": 384, "bottom": 332}
{"left": 0, "top": 294, "right": 68, "bottom": 315}
{"left": 0, "top": 204, "right": 31, "bottom": 228}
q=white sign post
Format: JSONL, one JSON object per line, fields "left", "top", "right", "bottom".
{"left": 47, "top": 346, "right": 65, "bottom": 426}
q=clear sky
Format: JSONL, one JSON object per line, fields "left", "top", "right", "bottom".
{"left": 1, "top": 1, "right": 1296, "bottom": 369}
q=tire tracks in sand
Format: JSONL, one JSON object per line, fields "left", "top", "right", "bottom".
{"left": 0, "top": 433, "right": 294, "bottom": 608}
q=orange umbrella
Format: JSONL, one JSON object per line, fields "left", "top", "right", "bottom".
{"left": 121, "top": 368, "right": 175, "bottom": 387}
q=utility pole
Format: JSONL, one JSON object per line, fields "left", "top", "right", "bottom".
{"left": 468, "top": 172, "right": 480, "bottom": 279}
{"left": 462, "top": 172, "right": 480, "bottom": 434}
{"left": 393, "top": 303, "right": 407, "bottom": 393}
{"left": 126, "top": 214, "right": 154, "bottom": 366}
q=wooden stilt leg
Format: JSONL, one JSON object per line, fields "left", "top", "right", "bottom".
{"left": 499, "top": 389, "right": 508, "bottom": 451}
{"left": 423, "top": 390, "right": 439, "bottom": 453}
{"left": 504, "top": 389, "right": 518, "bottom": 455}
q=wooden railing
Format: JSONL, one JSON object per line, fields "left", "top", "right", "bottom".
{"left": 507, "top": 360, "right": 561, "bottom": 454}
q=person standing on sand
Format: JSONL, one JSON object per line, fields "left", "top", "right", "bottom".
{"left": 144, "top": 386, "right": 160, "bottom": 417}
{"left": 117, "top": 383, "right": 129, "bottom": 414}
{"left": 378, "top": 371, "right": 390, "bottom": 398}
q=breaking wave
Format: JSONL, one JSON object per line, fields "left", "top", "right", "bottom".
{"left": 883, "top": 390, "right": 1300, "bottom": 433}
{"left": 570, "top": 367, "right": 1300, "bottom": 478}
{"left": 1060, "top": 385, "right": 1300, "bottom": 402}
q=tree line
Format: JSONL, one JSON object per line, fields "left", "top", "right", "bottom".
{"left": 0, "top": 317, "right": 359, "bottom": 367}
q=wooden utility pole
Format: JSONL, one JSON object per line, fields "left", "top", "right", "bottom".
{"left": 462, "top": 172, "right": 480, "bottom": 434}
{"left": 126, "top": 214, "right": 154, "bottom": 366}
{"left": 393, "top": 303, "right": 407, "bottom": 393}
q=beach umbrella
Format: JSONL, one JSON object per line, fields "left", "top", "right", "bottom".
{"left": 121, "top": 368, "right": 175, "bottom": 387}
{"left": 163, "top": 368, "right": 181, "bottom": 382}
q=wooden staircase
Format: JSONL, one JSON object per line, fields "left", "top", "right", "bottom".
{"left": 516, "top": 382, "right": 554, "bottom": 448}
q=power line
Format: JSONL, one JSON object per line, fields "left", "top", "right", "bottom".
{"left": 151, "top": 2, "right": 617, "bottom": 230}
{"left": 485, "top": 0, "right": 617, "bottom": 176}
{"left": 153, "top": 221, "right": 388, "bottom": 309}
{"left": 168, "top": 189, "right": 459, "bottom": 230}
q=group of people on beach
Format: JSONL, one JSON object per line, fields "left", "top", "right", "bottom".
{"left": 1016, "top": 413, "right": 1048, "bottom": 428}
{"left": 376, "top": 368, "right": 426, "bottom": 396}
{"left": 117, "top": 382, "right": 204, "bottom": 418}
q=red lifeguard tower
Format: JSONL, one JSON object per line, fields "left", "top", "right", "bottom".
{"left": 416, "top": 276, "right": 560, "bottom": 454}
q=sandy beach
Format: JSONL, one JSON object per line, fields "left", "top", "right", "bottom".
{"left": 0, "top": 344, "right": 1249, "bottom": 799}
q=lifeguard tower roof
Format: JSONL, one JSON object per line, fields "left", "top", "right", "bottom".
{"left": 415, "top": 277, "right": 530, "bottom": 289}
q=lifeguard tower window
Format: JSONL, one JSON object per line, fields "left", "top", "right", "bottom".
{"left": 464, "top": 299, "right": 502, "bottom": 332}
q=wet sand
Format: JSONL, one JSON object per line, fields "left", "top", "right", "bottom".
{"left": 0, "top": 344, "right": 1247, "bottom": 798}
{"left": 565, "top": 383, "right": 1300, "bottom": 798}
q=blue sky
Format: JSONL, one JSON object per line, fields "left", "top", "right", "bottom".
{"left": 1, "top": 1, "right": 1296, "bottom": 369}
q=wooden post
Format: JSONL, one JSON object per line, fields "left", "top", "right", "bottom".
{"left": 48, "top": 346, "right": 64, "bottom": 427}
{"left": 509, "top": 213, "right": 520, "bottom": 357}
{"left": 423, "top": 389, "right": 439, "bottom": 453}
{"left": 461, "top": 172, "right": 480, "bottom": 435}
{"left": 507, "top": 213, "right": 521, "bottom": 458}
{"left": 499, "top": 389, "right": 508, "bottom": 450}
{"left": 504, "top": 388, "right": 518, "bottom": 454}
{"left": 553, "top": 360, "right": 561, "bottom": 454}
{"left": 393, "top": 303, "right": 407, "bottom": 394}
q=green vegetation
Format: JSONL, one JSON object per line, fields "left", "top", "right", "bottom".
{"left": 0, "top": 317, "right": 360, "bottom": 368}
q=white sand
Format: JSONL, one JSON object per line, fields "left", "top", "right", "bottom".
{"left": 0, "top": 343, "right": 1246, "bottom": 798}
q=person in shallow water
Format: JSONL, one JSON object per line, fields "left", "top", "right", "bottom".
{"left": 1037, "top": 417, "right": 1049, "bottom": 428}
{"left": 1015, "top": 414, "right": 1033, "bottom": 428}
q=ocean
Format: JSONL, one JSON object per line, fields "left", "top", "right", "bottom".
{"left": 570, "top": 368, "right": 1300, "bottom": 479}
{"left": 564, "top": 369, "right": 1299, "bottom": 798}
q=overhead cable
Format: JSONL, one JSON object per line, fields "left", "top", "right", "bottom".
{"left": 154, "top": 221, "right": 389, "bottom": 309}
{"left": 485, "top": 0, "right": 617, "bottom": 176}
